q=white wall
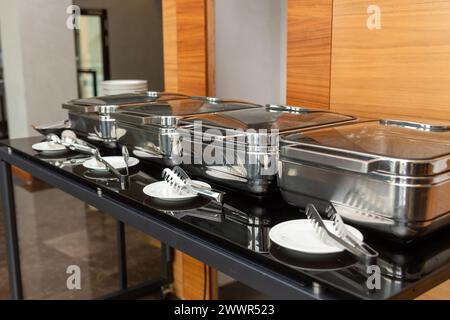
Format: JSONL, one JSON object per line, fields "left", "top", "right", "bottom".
{"left": 215, "top": 0, "right": 287, "bottom": 105}
{"left": 74, "top": 0, "right": 164, "bottom": 91}
{"left": 0, "top": 0, "right": 78, "bottom": 138}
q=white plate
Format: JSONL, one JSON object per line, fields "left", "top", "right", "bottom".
{"left": 82, "top": 156, "right": 139, "bottom": 171}
{"left": 102, "top": 80, "right": 148, "bottom": 87}
{"left": 103, "top": 86, "right": 147, "bottom": 91}
{"left": 269, "top": 219, "right": 364, "bottom": 255}
{"left": 143, "top": 180, "right": 211, "bottom": 201}
{"left": 103, "top": 90, "right": 147, "bottom": 95}
{"left": 32, "top": 142, "right": 67, "bottom": 154}
{"left": 103, "top": 85, "right": 147, "bottom": 89}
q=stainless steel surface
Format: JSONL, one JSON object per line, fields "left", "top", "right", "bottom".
{"left": 173, "top": 166, "right": 225, "bottom": 204}
{"left": 326, "top": 205, "right": 379, "bottom": 260}
{"left": 62, "top": 92, "right": 192, "bottom": 146}
{"left": 48, "top": 133, "right": 129, "bottom": 189}
{"left": 91, "top": 151, "right": 129, "bottom": 190}
{"left": 32, "top": 120, "right": 72, "bottom": 137}
{"left": 279, "top": 119, "right": 450, "bottom": 240}
{"left": 67, "top": 109, "right": 121, "bottom": 145}
{"left": 281, "top": 119, "right": 450, "bottom": 176}
{"left": 113, "top": 96, "right": 262, "bottom": 167}
{"left": 64, "top": 92, "right": 189, "bottom": 109}
{"left": 122, "top": 145, "right": 130, "bottom": 176}
{"left": 112, "top": 112, "right": 181, "bottom": 127}
{"left": 265, "top": 104, "right": 311, "bottom": 114}
{"left": 306, "top": 204, "right": 378, "bottom": 265}
{"left": 380, "top": 119, "right": 450, "bottom": 132}
{"left": 181, "top": 106, "right": 357, "bottom": 195}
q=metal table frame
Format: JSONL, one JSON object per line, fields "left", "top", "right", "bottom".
{"left": 0, "top": 146, "right": 173, "bottom": 300}
{"left": 0, "top": 145, "right": 448, "bottom": 300}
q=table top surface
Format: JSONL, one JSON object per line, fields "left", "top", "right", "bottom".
{"left": 1, "top": 136, "right": 449, "bottom": 300}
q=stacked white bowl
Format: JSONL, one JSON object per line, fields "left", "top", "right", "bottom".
{"left": 102, "top": 80, "right": 148, "bottom": 96}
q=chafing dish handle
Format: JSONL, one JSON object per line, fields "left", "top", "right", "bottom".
{"left": 266, "top": 104, "right": 311, "bottom": 113}
{"left": 283, "top": 144, "right": 381, "bottom": 174}
{"left": 63, "top": 103, "right": 119, "bottom": 114}
{"left": 112, "top": 112, "right": 179, "bottom": 126}
{"left": 62, "top": 103, "right": 99, "bottom": 113}
{"left": 380, "top": 119, "right": 450, "bottom": 132}
{"left": 111, "top": 112, "right": 151, "bottom": 125}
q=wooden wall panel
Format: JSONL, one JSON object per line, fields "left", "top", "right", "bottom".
{"left": 330, "top": 0, "right": 450, "bottom": 121}
{"left": 162, "top": 0, "right": 218, "bottom": 300}
{"left": 162, "top": 0, "right": 179, "bottom": 92}
{"left": 173, "top": 251, "right": 217, "bottom": 300}
{"left": 163, "top": 0, "right": 209, "bottom": 96}
{"left": 286, "top": 0, "right": 333, "bottom": 109}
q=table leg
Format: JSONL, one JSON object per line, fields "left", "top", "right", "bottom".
{"left": 161, "top": 243, "right": 173, "bottom": 283}
{"left": 0, "top": 94, "right": 6, "bottom": 138}
{"left": 0, "top": 160, "right": 23, "bottom": 300}
{"left": 116, "top": 220, "right": 127, "bottom": 290}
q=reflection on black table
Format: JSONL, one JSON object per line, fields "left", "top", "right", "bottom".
{"left": 1, "top": 136, "right": 449, "bottom": 300}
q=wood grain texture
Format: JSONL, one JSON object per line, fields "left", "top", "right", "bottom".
{"left": 12, "top": 166, "right": 33, "bottom": 185}
{"left": 286, "top": 0, "right": 333, "bottom": 109}
{"left": 330, "top": 0, "right": 450, "bottom": 121}
{"left": 417, "top": 280, "right": 450, "bottom": 300}
{"left": 162, "top": 0, "right": 217, "bottom": 300}
{"left": 206, "top": 0, "right": 216, "bottom": 96}
{"left": 172, "top": 250, "right": 217, "bottom": 300}
{"left": 162, "top": 0, "right": 179, "bottom": 92}
{"left": 163, "top": 0, "right": 208, "bottom": 95}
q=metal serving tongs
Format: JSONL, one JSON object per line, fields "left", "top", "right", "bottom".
{"left": 305, "top": 204, "right": 378, "bottom": 265}
{"left": 162, "top": 166, "right": 225, "bottom": 204}
{"left": 325, "top": 204, "right": 379, "bottom": 261}
{"left": 46, "top": 133, "right": 129, "bottom": 189}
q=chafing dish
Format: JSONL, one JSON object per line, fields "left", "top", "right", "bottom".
{"left": 62, "top": 92, "right": 189, "bottom": 147}
{"left": 180, "top": 105, "right": 357, "bottom": 196}
{"left": 111, "top": 97, "right": 262, "bottom": 166}
{"left": 279, "top": 119, "right": 450, "bottom": 241}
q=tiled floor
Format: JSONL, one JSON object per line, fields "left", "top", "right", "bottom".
{"left": 0, "top": 178, "right": 162, "bottom": 299}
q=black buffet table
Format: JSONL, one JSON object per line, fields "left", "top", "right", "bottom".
{"left": 0, "top": 137, "right": 449, "bottom": 300}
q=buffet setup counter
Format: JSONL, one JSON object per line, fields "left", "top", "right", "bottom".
{"left": 0, "top": 135, "right": 448, "bottom": 300}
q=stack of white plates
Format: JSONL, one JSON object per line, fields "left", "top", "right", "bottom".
{"left": 102, "top": 80, "right": 148, "bottom": 96}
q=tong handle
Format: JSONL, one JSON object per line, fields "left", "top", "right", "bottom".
{"left": 306, "top": 204, "right": 378, "bottom": 265}
{"left": 189, "top": 185, "right": 224, "bottom": 204}
{"left": 93, "top": 153, "right": 129, "bottom": 188}
{"left": 325, "top": 203, "right": 379, "bottom": 261}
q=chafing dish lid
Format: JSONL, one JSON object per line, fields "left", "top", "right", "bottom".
{"left": 111, "top": 97, "right": 262, "bottom": 126}
{"left": 181, "top": 104, "right": 356, "bottom": 132}
{"left": 63, "top": 92, "right": 189, "bottom": 113}
{"left": 281, "top": 120, "right": 450, "bottom": 176}
{"left": 180, "top": 105, "right": 356, "bottom": 148}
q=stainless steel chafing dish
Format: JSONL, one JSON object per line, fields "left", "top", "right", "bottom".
{"left": 279, "top": 119, "right": 450, "bottom": 241}
{"left": 180, "top": 105, "right": 357, "bottom": 196}
{"left": 111, "top": 97, "right": 262, "bottom": 166}
{"left": 62, "top": 92, "right": 189, "bottom": 146}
